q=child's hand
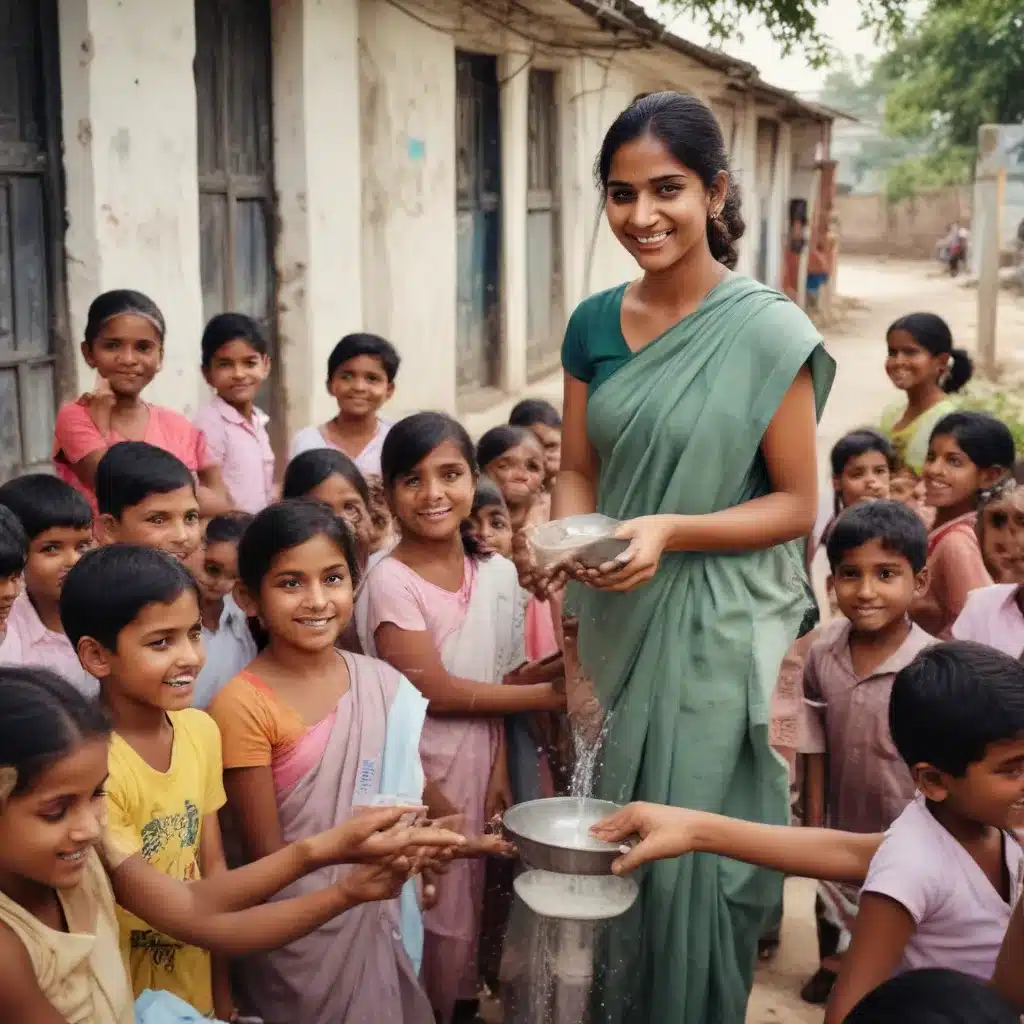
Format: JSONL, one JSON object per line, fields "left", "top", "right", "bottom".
{"left": 306, "top": 805, "right": 464, "bottom": 868}
{"left": 588, "top": 802, "right": 699, "bottom": 874}
{"left": 80, "top": 386, "right": 116, "bottom": 434}
{"left": 338, "top": 862, "right": 410, "bottom": 906}
{"left": 419, "top": 870, "right": 440, "bottom": 911}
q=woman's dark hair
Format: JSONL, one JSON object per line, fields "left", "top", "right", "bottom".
{"left": 237, "top": 499, "right": 360, "bottom": 594}
{"left": 0, "top": 666, "right": 111, "bottom": 797}
{"left": 476, "top": 425, "right": 540, "bottom": 471}
{"left": 845, "top": 968, "right": 1019, "bottom": 1023}
{"left": 929, "top": 411, "right": 1016, "bottom": 474}
{"left": 380, "top": 412, "right": 477, "bottom": 490}
{"left": 887, "top": 313, "right": 973, "bottom": 394}
{"left": 597, "top": 91, "right": 745, "bottom": 269}
{"left": 201, "top": 312, "right": 268, "bottom": 369}
{"left": 509, "top": 398, "right": 562, "bottom": 429}
{"left": 205, "top": 511, "right": 254, "bottom": 547}
{"left": 84, "top": 289, "right": 166, "bottom": 346}
{"left": 830, "top": 428, "right": 894, "bottom": 515}
{"left": 282, "top": 449, "right": 372, "bottom": 510}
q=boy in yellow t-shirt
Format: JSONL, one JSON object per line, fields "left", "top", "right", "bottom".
{"left": 60, "top": 542, "right": 232, "bottom": 1020}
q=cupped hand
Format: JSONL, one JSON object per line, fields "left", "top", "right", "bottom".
{"left": 589, "top": 801, "right": 705, "bottom": 874}
{"left": 512, "top": 529, "right": 568, "bottom": 600}
{"left": 339, "top": 861, "right": 411, "bottom": 905}
{"left": 309, "top": 805, "right": 465, "bottom": 867}
{"left": 572, "top": 517, "right": 672, "bottom": 593}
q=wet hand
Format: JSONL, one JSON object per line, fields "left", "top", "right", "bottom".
{"left": 573, "top": 517, "right": 672, "bottom": 593}
{"left": 589, "top": 802, "right": 703, "bottom": 874}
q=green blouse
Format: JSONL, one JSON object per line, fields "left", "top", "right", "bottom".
{"left": 561, "top": 283, "right": 631, "bottom": 394}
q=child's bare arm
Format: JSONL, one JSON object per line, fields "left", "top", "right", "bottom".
{"left": 825, "top": 892, "right": 917, "bottom": 1023}
{"left": 590, "top": 802, "right": 881, "bottom": 883}
{"left": 0, "top": 923, "right": 67, "bottom": 1023}
{"left": 804, "top": 752, "right": 827, "bottom": 828}
{"left": 196, "top": 465, "right": 233, "bottom": 517}
{"left": 992, "top": 895, "right": 1024, "bottom": 1012}
{"left": 199, "top": 815, "right": 236, "bottom": 1022}
{"left": 223, "top": 764, "right": 286, "bottom": 861}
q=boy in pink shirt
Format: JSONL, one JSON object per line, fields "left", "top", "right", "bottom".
{"left": 53, "top": 289, "right": 230, "bottom": 517}
{"left": 0, "top": 475, "right": 98, "bottom": 696}
{"left": 194, "top": 313, "right": 275, "bottom": 513}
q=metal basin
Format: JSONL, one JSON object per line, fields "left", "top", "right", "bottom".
{"left": 502, "top": 797, "right": 623, "bottom": 875}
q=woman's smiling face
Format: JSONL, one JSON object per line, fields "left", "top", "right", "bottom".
{"left": 603, "top": 134, "right": 723, "bottom": 273}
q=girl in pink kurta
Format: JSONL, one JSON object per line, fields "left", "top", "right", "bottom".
{"left": 356, "top": 413, "right": 566, "bottom": 1024}
{"left": 52, "top": 290, "right": 229, "bottom": 518}
{"left": 913, "top": 411, "right": 1015, "bottom": 638}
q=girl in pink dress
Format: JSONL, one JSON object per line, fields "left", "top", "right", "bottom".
{"left": 913, "top": 411, "right": 1015, "bottom": 638}
{"left": 53, "top": 290, "right": 229, "bottom": 517}
{"left": 357, "top": 413, "right": 566, "bottom": 1024}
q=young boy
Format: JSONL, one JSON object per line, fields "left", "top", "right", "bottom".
{"left": 509, "top": 398, "right": 562, "bottom": 490}
{"left": 60, "top": 543, "right": 233, "bottom": 1019}
{"left": 95, "top": 441, "right": 203, "bottom": 563}
{"left": 0, "top": 505, "right": 27, "bottom": 645}
{"left": 194, "top": 313, "right": 275, "bottom": 514}
{"left": 0, "top": 475, "right": 97, "bottom": 696}
{"left": 191, "top": 511, "right": 255, "bottom": 708}
{"left": 801, "top": 500, "right": 933, "bottom": 1004}
{"left": 289, "top": 332, "right": 400, "bottom": 480}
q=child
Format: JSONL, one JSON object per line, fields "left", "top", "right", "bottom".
{"left": 913, "top": 412, "right": 1014, "bottom": 637}
{"left": 194, "top": 312, "right": 275, "bottom": 514}
{"left": 800, "top": 501, "right": 934, "bottom": 1004}
{"left": 879, "top": 313, "right": 973, "bottom": 476}
{"left": 889, "top": 463, "right": 933, "bottom": 526}
{"left": 192, "top": 512, "right": 256, "bottom": 709}
{"left": 509, "top": 398, "right": 562, "bottom": 490}
{"left": 95, "top": 441, "right": 203, "bottom": 563}
{"left": 0, "top": 665, "right": 462, "bottom": 1024}
{"left": 356, "top": 412, "right": 566, "bottom": 1024}
{"left": 0, "top": 504, "right": 27, "bottom": 644}
{"left": 208, "top": 499, "right": 445, "bottom": 1024}
{"left": 289, "top": 333, "right": 399, "bottom": 480}
{"left": 0, "top": 475, "right": 97, "bottom": 697}
{"left": 476, "top": 425, "right": 549, "bottom": 533}
{"left": 53, "top": 289, "right": 230, "bottom": 517}
{"left": 973, "top": 479, "right": 1024, "bottom": 584}
{"left": 462, "top": 477, "right": 514, "bottom": 561}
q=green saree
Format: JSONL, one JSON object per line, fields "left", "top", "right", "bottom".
{"left": 568, "top": 275, "right": 834, "bottom": 1023}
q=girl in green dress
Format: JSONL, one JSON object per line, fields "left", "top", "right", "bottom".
{"left": 542, "top": 92, "right": 835, "bottom": 1023}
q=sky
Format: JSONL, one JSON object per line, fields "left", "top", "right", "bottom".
{"left": 650, "top": 1, "right": 889, "bottom": 96}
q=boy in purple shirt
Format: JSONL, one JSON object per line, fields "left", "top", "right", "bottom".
{"left": 0, "top": 475, "right": 97, "bottom": 696}
{"left": 194, "top": 313, "right": 275, "bottom": 514}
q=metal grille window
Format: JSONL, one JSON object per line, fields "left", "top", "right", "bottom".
{"left": 0, "top": 0, "right": 64, "bottom": 480}
{"left": 194, "top": 0, "right": 275, "bottom": 336}
{"left": 525, "top": 68, "right": 563, "bottom": 377}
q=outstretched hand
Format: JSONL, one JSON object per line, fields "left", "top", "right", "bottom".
{"left": 589, "top": 802, "right": 703, "bottom": 874}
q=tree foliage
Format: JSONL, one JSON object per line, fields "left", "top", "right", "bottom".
{"left": 655, "top": 0, "right": 912, "bottom": 64}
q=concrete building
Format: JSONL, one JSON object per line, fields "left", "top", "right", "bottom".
{"left": 0, "top": 0, "right": 835, "bottom": 479}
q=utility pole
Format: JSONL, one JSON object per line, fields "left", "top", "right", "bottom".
{"left": 976, "top": 125, "right": 1003, "bottom": 373}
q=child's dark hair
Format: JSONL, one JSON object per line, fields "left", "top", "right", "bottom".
{"left": 830, "top": 428, "right": 894, "bottom": 515}
{"left": 471, "top": 476, "right": 508, "bottom": 517}
{"left": 476, "top": 425, "right": 540, "bottom": 471}
{"left": 60, "top": 544, "right": 199, "bottom": 652}
{"left": 0, "top": 505, "right": 27, "bottom": 577}
{"left": 380, "top": 412, "right": 477, "bottom": 490}
{"left": 84, "top": 289, "right": 166, "bottom": 346}
{"left": 201, "top": 312, "right": 269, "bottom": 370}
{"left": 96, "top": 442, "right": 196, "bottom": 519}
{"left": 597, "top": 92, "right": 744, "bottom": 269}
{"left": 0, "top": 474, "right": 92, "bottom": 541}
{"left": 887, "top": 313, "right": 972, "bottom": 394}
{"left": 845, "top": 968, "right": 1019, "bottom": 1024}
{"left": 890, "top": 641, "right": 1024, "bottom": 777}
{"left": 826, "top": 500, "right": 928, "bottom": 574}
{"left": 237, "top": 499, "right": 361, "bottom": 594}
{"left": 509, "top": 398, "right": 562, "bottom": 430}
{"left": 205, "top": 511, "right": 253, "bottom": 547}
{"left": 282, "top": 449, "right": 371, "bottom": 510}
{"left": 929, "top": 411, "right": 1016, "bottom": 477}
{"left": 326, "top": 333, "right": 401, "bottom": 383}
{"left": 0, "top": 666, "right": 111, "bottom": 797}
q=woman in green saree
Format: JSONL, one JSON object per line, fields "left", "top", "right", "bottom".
{"left": 545, "top": 93, "right": 835, "bottom": 1022}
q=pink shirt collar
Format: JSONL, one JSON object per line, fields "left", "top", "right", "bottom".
{"left": 211, "top": 394, "right": 269, "bottom": 430}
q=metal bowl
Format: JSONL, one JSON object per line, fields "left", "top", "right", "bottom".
{"left": 530, "top": 515, "right": 631, "bottom": 569}
{"left": 501, "top": 796, "right": 623, "bottom": 875}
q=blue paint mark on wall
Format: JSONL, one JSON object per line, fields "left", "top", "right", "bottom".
{"left": 407, "top": 137, "right": 426, "bottom": 161}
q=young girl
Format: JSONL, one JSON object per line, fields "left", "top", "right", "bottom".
{"left": 913, "top": 412, "right": 1014, "bottom": 637}
{"left": 476, "top": 426, "right": 549, "bottom": 533}
{"left": 356, "top": 412, "right": 565, "bottom": 1024}
{"left": 952, "top": 480, "right": 1024, "bottom": 655}
{"left": 209, "top": 499, "right": 447, "bottom": 1024}
{"left": 0, "top": 665, "right": 461, "bottom": 1024}
{"left": 53, "top": 290, "right": 230, "bottom": 517}
{"left": 879, "top": 313, "right": 972, "bottom": 476}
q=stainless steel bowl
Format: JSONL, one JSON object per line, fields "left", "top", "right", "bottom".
{"left": 501, "top": 796, "right": 623, "bottom": 875}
